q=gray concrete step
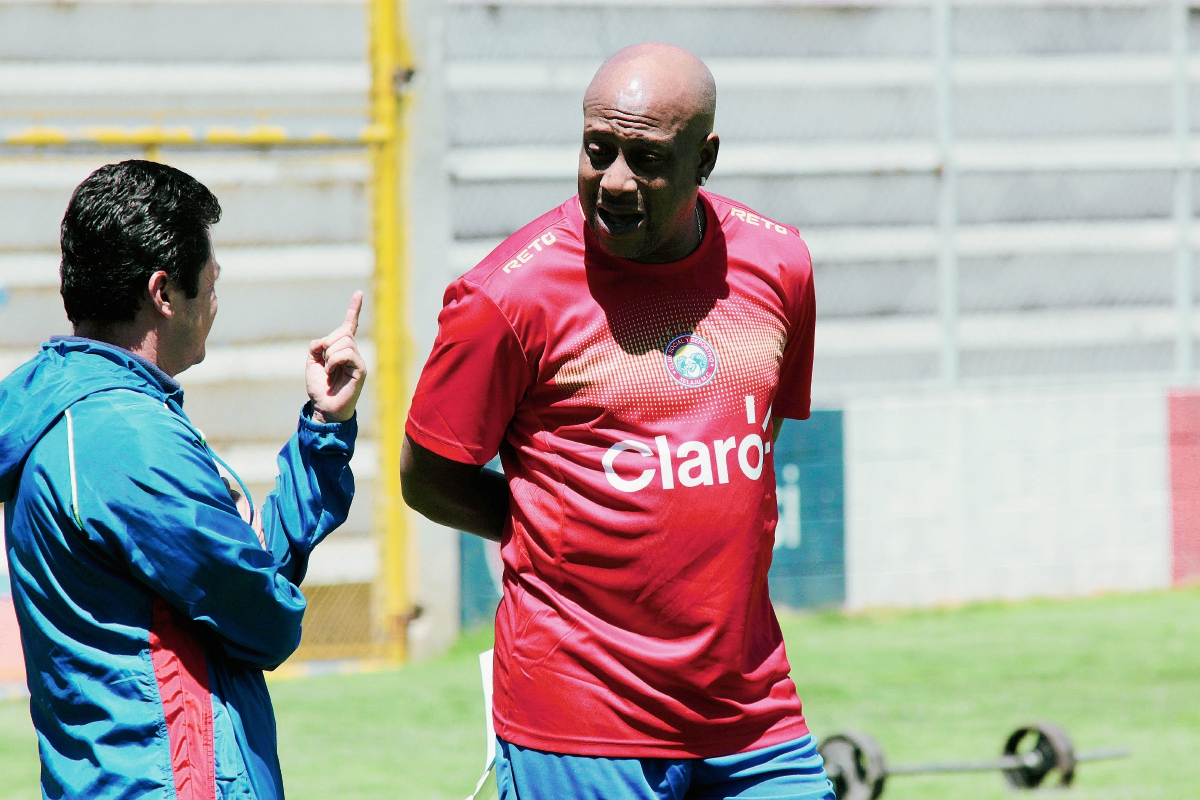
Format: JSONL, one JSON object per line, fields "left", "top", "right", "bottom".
{"left": 952, "top": 5, "right": 1170, "bottom": 54}
{"left": 959, "top": 253, "right": 1176, "bottom": 313}
{"left": 956, "top": 85, "right": 1171, "bottom": 138}
{"left": 957, "top": 170, "right": 1175, "bottom": 224}
{"left": 0, "top": 1, "right": 365, "bottom": 61}
{"left": 817, "top": 261, "right": 937, "bottom": 319}
{"left": 443, "top": 3, "right": 933, "bottom": 60}
{"left": 811, "top": 252, "right": 1176, "bottom": 320}
{"left": 445, "top": 168, "right": 1176, "bottom": 241}
{"left": 183, "top": 376, "right": 376, "bottom": 444}
{"left": 0, "top": 279, "right": 372, "bottom": 347}
{"left": 0, "top": 61, "right": 370, "bottom": 139}
{"left": 0, "top": 153, "right": 368, "bottom": 250}
{"left": 448, "top": 85, "right": 937, "bottom": 147}
{"left": 442, "top": 2, "right": 1174, "bottom": 60}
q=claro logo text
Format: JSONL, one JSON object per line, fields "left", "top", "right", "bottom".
{"left": 602, "top": 395, "right": 773, "bottom": 493}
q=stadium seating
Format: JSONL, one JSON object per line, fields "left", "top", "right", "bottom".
{"left": 1, "top": 0, "right": 1195, "bottom": 650}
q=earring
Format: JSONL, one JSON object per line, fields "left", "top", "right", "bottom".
{"left": 699, "top": 176, "right": 707, "bottom": 186}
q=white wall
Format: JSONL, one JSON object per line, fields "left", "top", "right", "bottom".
{"left": 844, "top": 382, "right": 1172, "bottom": 610}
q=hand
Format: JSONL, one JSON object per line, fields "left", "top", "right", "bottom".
{"left": 307, "top": 290, "right": 367, "bottom": 424}
{"left": 223, "top": 477, "right": 266, "bottom": 549}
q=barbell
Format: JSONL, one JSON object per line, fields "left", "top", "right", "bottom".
{"left": 817, "top": 722, "right": 1130, "bottom": 800}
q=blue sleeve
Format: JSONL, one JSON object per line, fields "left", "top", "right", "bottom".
{"left": 68, "top": 392, "right": 351, "bottom": 669}
{"left": 258, "top": 402, "right": 357, "bottom": 585}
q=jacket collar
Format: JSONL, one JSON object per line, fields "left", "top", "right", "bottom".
{"left": 47, "top": 336, "right": 184, "bottom": 405}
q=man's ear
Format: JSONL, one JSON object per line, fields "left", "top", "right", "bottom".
{"left": 145, "top": 271, "right": 173, "bottom": 319}
{"left": 697, "top": 133, "right": 720, "bottom": 184}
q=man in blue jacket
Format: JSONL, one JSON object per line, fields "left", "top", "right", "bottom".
{"left": 0, "top": 159, "right": 367, "bottom": 799}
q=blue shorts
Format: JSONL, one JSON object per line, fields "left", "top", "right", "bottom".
{"left": 495, "top": 734, "right": 836, "bottom": 800}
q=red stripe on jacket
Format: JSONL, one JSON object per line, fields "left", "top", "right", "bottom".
{"left": 150, "top": 597, "right": 216, "bottom": 800}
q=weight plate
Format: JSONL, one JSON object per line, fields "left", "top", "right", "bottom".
{"left": 819, "top": 731, "right": 888, "bottom": 800}
{"left": 1001, "top": 723, "right": 1076, "bottom": 789}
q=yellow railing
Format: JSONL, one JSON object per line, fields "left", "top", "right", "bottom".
{"left": 370, "top": 0, "right": 417, "bottom": 665}
{"left": 2, "top": 0, "right": 417, "bottom": 664}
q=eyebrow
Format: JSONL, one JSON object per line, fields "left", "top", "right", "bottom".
{"left": 584, "top": 127, "right": 674, "bottom": 148}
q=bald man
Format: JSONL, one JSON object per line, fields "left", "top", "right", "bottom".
{"left": 402, "top": 44, "right": 830, "bottom": 799}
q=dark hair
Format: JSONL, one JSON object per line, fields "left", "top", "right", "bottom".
{"left": 60, "top": 160, "right": 222, "bottom": 326}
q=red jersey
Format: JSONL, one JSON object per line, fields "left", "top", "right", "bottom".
{"left": 406, "top": 191, "right": 817, "bottom": 758}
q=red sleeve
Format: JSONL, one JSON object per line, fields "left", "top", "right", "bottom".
{"left": 772, "top": 265, "right": 816, "bottom": 421}
{"left": 406, "top": 280, "right": 533, "bottom": 465}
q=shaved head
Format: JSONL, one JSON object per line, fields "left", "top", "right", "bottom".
{"left": 577, "top": 43, "right": 720, "bottom": 263}
{"left": 585, "top": 43, "right": 716, "bottom": 137}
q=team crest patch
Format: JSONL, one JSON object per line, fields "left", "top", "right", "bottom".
{"left": 664, "top": 334, "right": 718, "bottom": 388}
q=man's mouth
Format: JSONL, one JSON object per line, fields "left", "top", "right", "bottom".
{"left": 596, "top": 206, "right": 644, "bottom": 236}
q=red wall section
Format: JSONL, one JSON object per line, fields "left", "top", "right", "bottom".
{"left": 1169, "top": 390, "right": 1200, "bottom": 584}
{"left": 0, "top": 597, "right": 25, "bottom": 685}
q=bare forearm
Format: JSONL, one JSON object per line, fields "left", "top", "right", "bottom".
{"left": 399, "top": 436, "right": 509, "bottom": 542}
{"left": 408, "top": 467, "right": 508, "bottom": 542}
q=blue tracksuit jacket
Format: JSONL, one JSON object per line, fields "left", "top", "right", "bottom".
{"left": 0, "top": 337, "right": 357, "bottom": 799}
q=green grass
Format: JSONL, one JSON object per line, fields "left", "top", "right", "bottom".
{"left": 272, "top": 627, "right": 497, "bottom": 800}
{"left": 1, "top": 589, "right": 1197, "bottom": 799}
{"left": 0, "top": 693, "right": 37, "bottom": 800}
{"left": 781, "top": 589, "right": 1200, "bottom": 800}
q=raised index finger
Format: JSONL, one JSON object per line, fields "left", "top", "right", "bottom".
{"left": 343, "top": 290, "right": 364, "bottom": 336}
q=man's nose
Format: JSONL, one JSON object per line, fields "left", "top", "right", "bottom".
{"left": 600, "top": 151, "right": 636, "bottom": 198}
